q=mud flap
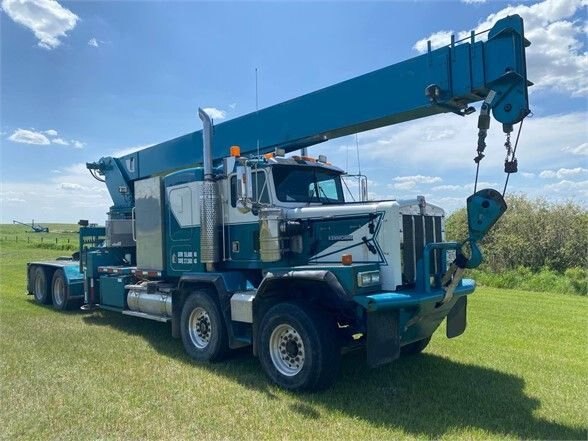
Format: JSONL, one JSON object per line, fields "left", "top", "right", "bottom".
{"left": 367, "top": 309, "right": 400, "bottom": 368}
{"left": 446, "top": 296, "right": 467, "bottom": 338}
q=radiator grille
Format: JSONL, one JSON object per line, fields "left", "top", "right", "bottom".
{"left": 401, "top": 214, "right": 443, "bottom": 286}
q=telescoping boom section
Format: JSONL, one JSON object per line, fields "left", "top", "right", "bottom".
{"left": 29, "top": 15, "right": 531, "bottom": 391}
{"left": 90, "top": 14, "right": 530, "bottom": 210}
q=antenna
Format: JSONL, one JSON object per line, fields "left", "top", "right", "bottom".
{"left": 355, "top": 134, "right": 361, "bottom": 176}
{"left": 255, "top": 67, "right": 259, "bottom": 112}
{"left": 355, "top": 134, "right": 361, "bottom": 201}
{"left": 255, "top": 67, "right": 260, "bottom": 158}
{"left": 255, "top": 67, "right": 260, "bottom": 202}
{"left": 345, "top": 142, "right": 349, "bottom": 173}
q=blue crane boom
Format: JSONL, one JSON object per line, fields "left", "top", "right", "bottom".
{"left": 90, "top": 15, "right": 530, "bottom": 210}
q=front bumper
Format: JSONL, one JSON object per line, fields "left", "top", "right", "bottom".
{"left": 352, "top": 279, "right": 475, "bottom": 368}
{"left": 352, "top": 278, "right": 475, "bottom": 312}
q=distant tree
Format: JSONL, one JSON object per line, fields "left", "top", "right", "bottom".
{"left": 445, "top": 194, "right": 588, "bottom": 272}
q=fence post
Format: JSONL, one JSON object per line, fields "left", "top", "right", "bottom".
{"left": 55, "top": 238, "right": 58, "bottom": 244}
{"left": 41, "top": 237, "right": 43, "bottom": 243}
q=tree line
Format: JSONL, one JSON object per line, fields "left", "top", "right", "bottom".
{"left": 445, "top": 194, "right": 588, "bottom": 273}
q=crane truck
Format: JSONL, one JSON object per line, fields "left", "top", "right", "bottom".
{"left": 26, "top": 15, "right": 531, "bottom": 391}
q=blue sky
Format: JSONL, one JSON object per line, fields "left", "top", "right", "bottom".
{"left": 1, "top": 0, "right": 586, "bottom": 223}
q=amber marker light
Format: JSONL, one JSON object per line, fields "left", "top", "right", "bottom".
{"left": 230, "top": 145, "right": 241, "bottom": 157}
{"left": 341, "top": 254, "right": 353, "bottom": 265}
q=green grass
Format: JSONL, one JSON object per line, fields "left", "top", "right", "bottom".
{"left": 1, "top": 225, "right": 586, "bottom": 440}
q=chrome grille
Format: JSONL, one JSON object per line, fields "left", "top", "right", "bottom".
{"left": 400, "top": 214, "right": 443, "bottom": 285}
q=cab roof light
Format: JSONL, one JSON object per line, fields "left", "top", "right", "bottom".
{"left": 341, "top": 254, "right": 353, "bottom": 265}
{"left": 318, "top": 155, "right": 327, "bottom": 163}
{"left": 275, "top": 148, "right": 285, "bottom": 157}
{"left": 230, "top": 145, "right": 241, "bottom": 157}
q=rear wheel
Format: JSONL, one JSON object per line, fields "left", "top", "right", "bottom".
{"left": 180, "top": 291, "right": 228, "bottom": 362}
{"left": 32, "top": 266, "right": 51, "bottom": 305}
{"left": 401, "top": 336, "right": 431, "bottom": 356}
{"left": 51, "top": 269, "right": 69, "bottom": 310}
{"left": 259, "top": 302, "right": 340, "bottom": 391}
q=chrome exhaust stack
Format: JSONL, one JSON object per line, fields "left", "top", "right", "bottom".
{"left": 198, "top": 108, "right": 220, "bottom": 269}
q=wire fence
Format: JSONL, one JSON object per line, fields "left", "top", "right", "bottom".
{"left": 0, "top": 235, "right": 78, "bottom": 251}
{"left": 2, "top": 236, "right": 73, "bottom": 244}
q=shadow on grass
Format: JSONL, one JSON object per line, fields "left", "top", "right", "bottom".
{"left": 82, "top": 310, "right": 584, "bottom": 440}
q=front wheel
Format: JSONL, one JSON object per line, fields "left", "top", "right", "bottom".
{"left": 258, "top": 302, "right": 340, "bottom": 391}
{"left": 401, "top": 336, "right": 431, "bottom": 356}
{"left": 180, "top": 291, "right": 228, "bottom": 362}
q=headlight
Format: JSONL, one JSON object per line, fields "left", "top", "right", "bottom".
{"left": 357, "top": 270, "right": 381, "bottom": 287}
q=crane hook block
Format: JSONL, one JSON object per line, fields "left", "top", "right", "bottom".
{"left": 456, "top": 189, "right": 507, "bottom": 269}
{"left": 466, "top": 189, "right": 507, "bottom": 243}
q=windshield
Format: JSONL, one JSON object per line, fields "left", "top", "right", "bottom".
{"left": 272, "top": 165, "right": 345, "bottom": 203}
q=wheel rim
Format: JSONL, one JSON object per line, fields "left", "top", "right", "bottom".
{"left": 34, "top": 273, "right": 44, "bottom": 300}
{"left": 188, "top": 307, "right": 211, "bottom": 349}
{"left": 53, "top": 277, "right": 65, "bottom": 305}
{"left": 269, "top": 324, "right": 305, "bottom": 377}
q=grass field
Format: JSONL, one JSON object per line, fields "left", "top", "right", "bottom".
{"left": 1, "top": 225, "right": 586, "bottom": 440}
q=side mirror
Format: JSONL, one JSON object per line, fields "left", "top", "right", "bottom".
{"left": 236, "top": 165, "right": 252, "bottom": 213}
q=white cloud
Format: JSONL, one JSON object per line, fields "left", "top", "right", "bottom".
{"left": 543, "top": 179, "right": 588, "bottom": 197}
{"left": 431, "top": 181, "right": 497, "bottom": 192}
{"left": 563, "top": 142, "right": 588, "bottom": 156}
{"left": 393, "top": 175, "right": 443, "bottom": 184}
{"left": 202, "top": 107, "right": 227, "bottom": 120}
{"left": 539, "top": 167, "right": 588, "bottom": 179}
{"left": 413, "top": 0, "right": 588, "bottom": 97}
{"left": 88, "top": 37, "right": 99, "bottom": 47}
{"left": 392, "top": 181, "right": 417, "bottom": 190}
{"left": 52, "top": 137, "right": 69, "bottom": 145}
{"left": 229, "top": 103, "right": 237, "bottom": 110}
{"left": 413, "top": 30, "right": 453, "bottom": 53}
{"left": 8, "top": 128, "right": 50, "bottom": 145}
{"left": 6, "top": 128, "right": 85, "bottom": 147}
{"left": 521, "top": 172, "right": 536, "bottom": 178}
{"left": 388, "top": 176, "right": 442, "bottom": 191}
{"left": 60, "top": 182, "right": 84, "bottom": 191}
{"left": 432, "top": 184, "right": 462, "bottom": 192}
{"left": 1, "top": 0, "right": 79, "bottom": 50}
{"left": 461, "top": 0, "right": 486, "bottom": 3}
{"left": 4, "top": 197, "right": 26, "bottom": 203}
{"left": 422, "top": 128, "right": 456, "bottom": 142}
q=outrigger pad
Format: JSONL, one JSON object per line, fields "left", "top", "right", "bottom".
{"left": 446, "top": 296, "right": 467, "bottom": 339}
{"left": 367, "top": 309, "right": 400, "bottom": 368}
{"left": 466, "top": 189, "right": 507, "bottom": 242}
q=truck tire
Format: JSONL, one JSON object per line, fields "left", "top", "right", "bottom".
{"left": 32, "top": 266, "right": 51, "bottom": 305}
{"left": 51, "top": 269, "right": 69, "bottom": 310}
{"left": 401, "top": 336, "right": 431, "bottom": 356}
{"left": 258, "top": 302, "right": 340, "bottom": 391}
{"left": 180, "top": 291, "right": 228, "bottom": 362}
